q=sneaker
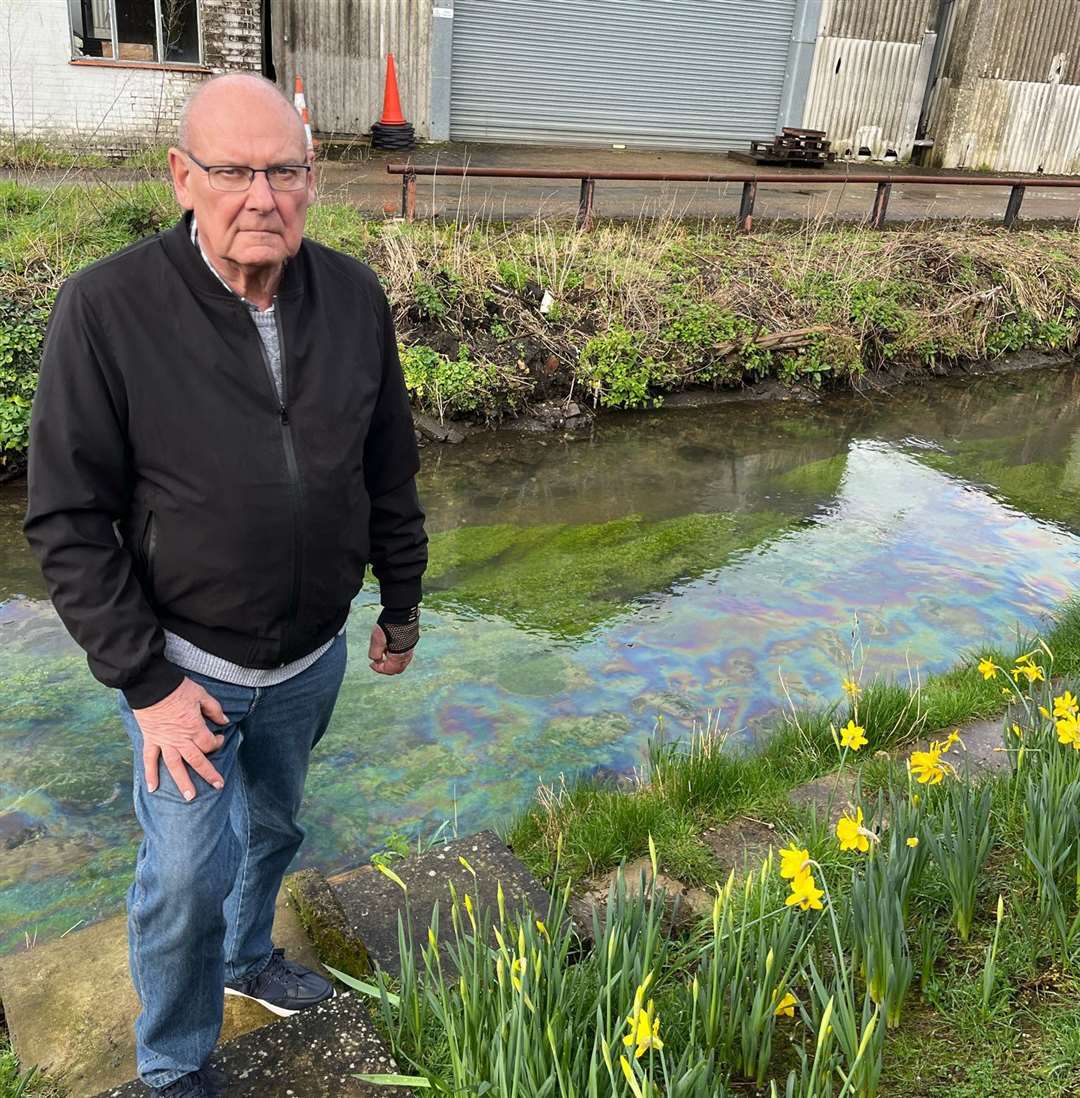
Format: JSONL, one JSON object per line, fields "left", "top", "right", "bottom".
{"left": 150, "top": 1072, "right": 210, "bottom": 1097}
{"left": 198, "top": 1064, "right": 228, "bottom": 1095}
{"left": 223, "top": 947, "right": 334, "bottom": 1017}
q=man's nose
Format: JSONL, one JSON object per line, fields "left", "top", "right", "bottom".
{"left": 245, "top": 170, "right": 277, "bottom": 210}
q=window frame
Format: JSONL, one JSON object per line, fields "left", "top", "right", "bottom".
{"left": 69, "top": 0, "right": 205, "bottom": 68}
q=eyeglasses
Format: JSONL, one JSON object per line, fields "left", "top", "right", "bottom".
{"left": 182, "top": 150, "right": 311, "bottom": 192}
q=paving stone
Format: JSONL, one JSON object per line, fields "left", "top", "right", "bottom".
{"left": 899, "top": 717, "right": 1011, "bottom": 776}
{"left": 328, "top": 830, "right": 569, "bottom": 979}
{"left": 700, "top": 815, "right": 778, "bottom": 874}
{"left": 0, "top": 883, "right": 321, "bottom": 1098}
{"left": 788, "top": 769, "right": 862, "bottom": 826}
{"left": 93, "top": 991, "right": 411, "bottom": 1098}
{"left": 578, "top": 856, "right": 697, "bottom": 937}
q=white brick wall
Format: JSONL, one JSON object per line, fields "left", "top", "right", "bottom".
{"left": 0, "top": 0, "right": 261, "bottom": 153}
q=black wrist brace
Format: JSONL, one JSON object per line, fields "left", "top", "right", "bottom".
{"left": 376, "top": 604, "right": 420, "bottom": 653}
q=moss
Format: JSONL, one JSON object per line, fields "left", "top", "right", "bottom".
{"left": 917, "top": 442, "right": 1080, "bottom": 531}
{"left": 284, "top": 869, "right": 370, "bottom": 981}
{"left": 772, "top": 454, "right": 849, "bottom": 497}
{"left": 422, "top": 509, "right": 795, "bottom": 637}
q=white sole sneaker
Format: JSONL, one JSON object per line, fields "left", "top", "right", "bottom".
{"left": 223, "top": 985, "right": 302, "bottom": 1017}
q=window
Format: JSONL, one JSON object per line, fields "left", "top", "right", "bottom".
{"left": 69, "top": 0, "right": 201, "bottom": 65}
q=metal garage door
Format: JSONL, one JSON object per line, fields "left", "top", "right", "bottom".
{"left": 450, "top": 0, "right": 799, "bottom": 150}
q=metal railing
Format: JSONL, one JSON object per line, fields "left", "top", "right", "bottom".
{"left": 387, "top": 162, "right": 1080, "bottom": 231}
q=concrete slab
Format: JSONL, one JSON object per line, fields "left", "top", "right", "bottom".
{"left": 897, "top": 717, "right": 1011, "bottom": 777}
{"left": 700, "top": 815, "right": 778, "bottom": 874}
{"left": 579, "top": 856, "right": 696, "bottom": 938}
{"left": 328, "top": 830, "right": 565, "bottom": 979}
{"left": 93, "top": 992, "right": 411, "bottom": 1098}
{"left": 788, "top": 769, "right": 862, "bottom": 826}
{"left": 0, "top": 884, "right": 321, "bottom": 1098}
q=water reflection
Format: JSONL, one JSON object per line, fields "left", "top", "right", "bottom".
{"left": 1, "top": 365, "right": 1078, "bottom": 952}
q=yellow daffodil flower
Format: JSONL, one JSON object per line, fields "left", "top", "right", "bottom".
{"left": 978, "top": 658, "right": 997, "bottom": 680}
{"left": 840, "top": 720, "right": 868, "bottom": 751}
{"left": 842, "top": 678, "right": 862, "bottom": 699}
{"left": 773, "top": 990, "right": 798, "bottom": 1018}
{"left": 1057, "top": 713, "right": 1080, "bottom": 749}
{"left": 785, "top": 871, "right": 825, "bottom": 911}
{"left": 1053, "top": 691, "right": 1079, "bottom": 719}
{"left": 1039, "top": 705, "right": 1052, "bottom": 719}
{"left": 510, "top": 955, "right": 526, "bottom": 992}
{"left": 906, "top": 836, "right": 919, "bottom": 848}
{"left": 535, "top": 919, "right": 549, "bottom": 940}
{"left": 1011, "top": 659, "right": 1046, "bottom": 685}
{"left": 623, "top": 997, "right": 664, "bottom": 1059}
{"left": 909, "top": 742, "right": 951, "bottom": 784}
{"left": 1010, "top": 722, "right": 1024, "bottom": 740}
{"left": 836, "top": 806, "right": 871, "bottom": 853}
{"left": 779, "top": 845, "right": 810, "bottom": 881}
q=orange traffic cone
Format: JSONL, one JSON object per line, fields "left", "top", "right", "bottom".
{"left": 372, "top": 52, "right": 414, "bottom": 150}
{"left": 291, "top": 75, "right": 316, "bottom": 153}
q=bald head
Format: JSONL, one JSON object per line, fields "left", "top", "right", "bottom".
{"left": 168, "top": 71, "right": 316, "bottom": 290}
{"left": 178, "top": 72, "right": 306, "bottom": 156}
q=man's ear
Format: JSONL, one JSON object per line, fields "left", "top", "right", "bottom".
{"left": 168, "top": 147, "right": 194, "bottom": 210}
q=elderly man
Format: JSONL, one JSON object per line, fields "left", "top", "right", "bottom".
{"left": 24, "top": 73, "right": 427, "bottom": 1097}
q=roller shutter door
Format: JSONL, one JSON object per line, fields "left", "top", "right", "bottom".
{"left": 450, "top": 0, "right": 799, "bottom": 150}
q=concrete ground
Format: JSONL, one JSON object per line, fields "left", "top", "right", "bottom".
{"left": 6, "top": 141, "right": 1080, "bottom": 226}
{"left": 314, "top": 142, "right": 1080, "bottom": 226}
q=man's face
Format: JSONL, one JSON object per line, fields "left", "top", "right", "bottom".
{"left": 168, "top": 85, "right": 315, "bottom": 273}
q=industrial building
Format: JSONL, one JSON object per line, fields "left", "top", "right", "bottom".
{"left": 3, "top": 0, "right": 1079, "bottom": 174}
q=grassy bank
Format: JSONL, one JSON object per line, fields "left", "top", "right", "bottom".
{"left": 341, "top": 600, "right": 1080, "bottom": 1096}
{"left": 2, "top": 181, "right": 1079, "bottom": 462}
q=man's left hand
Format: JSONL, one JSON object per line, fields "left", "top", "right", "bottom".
{"left": 368, "top": 623, "right": 415, "bottom": 675}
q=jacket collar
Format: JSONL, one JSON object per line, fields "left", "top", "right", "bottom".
{"left": 161, "top": 209, "right": 304, "bottom": 301}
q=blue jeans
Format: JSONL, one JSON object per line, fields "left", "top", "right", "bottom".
{"left": 118, "top": 633, "right": 347, "bottom": 1088}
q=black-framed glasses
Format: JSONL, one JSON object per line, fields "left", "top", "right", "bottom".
{"left": 182, "top": 149, "right": 311, "bottom": 192}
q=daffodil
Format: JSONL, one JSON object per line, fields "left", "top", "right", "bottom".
{"left": 945, "top": 729, "right": 962, "bottom": 748}
{"left": 773, "top": 989, "right": 798, "bottom": 1018}
{"left": 510, "top": 955, "right": 527, "bottom": 992}
{"left": 623, "top": 996, "right": 663, "bottom": 1059}
{"left": 1053, "top": 691, "right": 1079, "bottom": 719}
{"left": 909, "top": 741, "right": 951, "bottom": 784}
{"left": 1057, "top": 712, "right": 1080, "bottom": 749}
{"left": 1011, "top": 657, "right": 1046, "bottom": 684}
{"left": 842, "top": 678, "right": 862, "bottom": 699}
{"left": 785, "top": 870, "right": 825, "bottom": 911}
{"left": 836, "top": 806, "right": 871, "bottom": 853}
{"left": 779, "top": 845, "right": 810, "bottom": 881}
{"left": 978, "top": 658, "right": 998, "bottom": 680}
{"left": 906, "top": 836, "right": 919, "bottom": 848}
{"left": 1010, "top": 722, "right": 1024, "bottom": 740}
{"left": 840, "top": 719, "right": 868, "bottom": 751}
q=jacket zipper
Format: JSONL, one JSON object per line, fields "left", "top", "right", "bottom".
{"left": 246, "top": 302, "right": 303, "bottom": 663}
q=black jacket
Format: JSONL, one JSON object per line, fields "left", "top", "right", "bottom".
{"left": 24, "top": 210, "right": 428, "bottom": 708}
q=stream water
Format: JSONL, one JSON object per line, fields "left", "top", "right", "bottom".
{"left": 2, "top": 365, "right": 1079, "bottom": 954}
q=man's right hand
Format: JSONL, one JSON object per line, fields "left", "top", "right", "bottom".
{"left": 131, "top": 677, "right": 228, "bottom": 801}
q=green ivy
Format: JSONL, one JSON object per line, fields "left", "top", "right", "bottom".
{"left": 577, "top": 327, "right": 667, "bottom": 409}
{"left": 0, "top": 298, "right": 48, "bottom": 453}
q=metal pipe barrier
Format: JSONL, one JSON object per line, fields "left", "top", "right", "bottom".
{"left": 387, "top": 162, "right": 1080, "bottom": 232}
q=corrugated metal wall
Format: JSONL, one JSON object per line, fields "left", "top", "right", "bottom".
{"left": 450, "top": 0, "right": 799, "bottom": 150}
{"left": 821, "top": 0, "right": 936, "bottom": 43}
{"left": 926, "top": 0, "right": 1080, "bottom": 172}
{"left": 270, "top": 0, "right": 432, "bottom": 138}
{"left": 803, "top": 0, "right": 938, "bottom": 160}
